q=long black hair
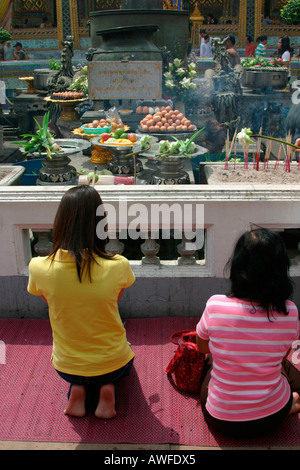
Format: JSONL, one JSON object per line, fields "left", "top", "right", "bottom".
{"left": 279, "top": 35, "right": 291, "bottom": 55}
{"left": 226, "top": 228, "right": 294, "bottom": 319}
{"left": 49, "top": 185, "right": 113, "bottom": 282}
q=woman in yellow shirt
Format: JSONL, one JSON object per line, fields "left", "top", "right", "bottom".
{"left": 28, "top": 185, "right": 135, "bottom": 419}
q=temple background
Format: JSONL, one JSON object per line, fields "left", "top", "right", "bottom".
{"left": 0, "top": 0, "right": 299, "bottom": 53}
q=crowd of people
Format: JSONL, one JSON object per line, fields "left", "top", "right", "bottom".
{"left": 199, "top": 25, "right": 295, "bottom": 78}
{"left": 1, "top": 41, "right": 28, "bottom": 61}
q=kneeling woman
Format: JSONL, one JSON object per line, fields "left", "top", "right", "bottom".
{"left": 28, "top": 185, "right": 135, "bottom": 419}
{"left": 197, "top": 228, "right": 300, "bottom": 437}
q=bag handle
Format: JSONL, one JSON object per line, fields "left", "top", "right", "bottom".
{"left": 170, "top": 330, "right": 199, "bottom": 351}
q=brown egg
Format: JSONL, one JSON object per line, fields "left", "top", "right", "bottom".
{"left": 147, "top": 119, "right": 154, "bottom": 127}
{"left": 142, "top": 125, "right": 149, "bottom": 131}
{"left": 153, "top": 115, "right": 161, "bottom": 122}
{"left": 168, "top": 126, "right": 175, "bottom": 131}
{"left": 149, "top": 126, "right": 156, "bottom": 132}
{"left": 146, "top": 114, "right": 153, "bottom": 119}
{"left": 165, "top": 113, "right": 171, "bottom": 119}
{"left": 161, "top": 117, "right": 167, "bottom": 124}
{"left": 92, "top": 120, "right": 99, "bottom": 128}
{"left": 173, "top": 110, "right": 179, "bottom": 115}
{"left": 165, "top": 123, "right": 169, "bottom": 129}
{"left": 136, "top": 106, "right": 143, "bottom": 114}
{"left": 185, "top": 120, "right": 191, "bottom": 126}
{"left": 182, "top": 125, "right": 188, "bottom": 131}
{"left": 168, "top": 119, "right": 173, "bottom": 125}
{"left": 166, "top": 106, "right": 172, "bottom": 111}
{"left": 175, "top": 119, "right": 181, "bottom": 126}
{"left": 176, "top": 125, "right": 182, "bottom": 131}
{"left": 154, "top": 125, "right": 160, "bottom": 131}
{"left": 188, "top": 125, "right": 195, "bottom": 130}
{"left": 156, "top": 121, "right": 162, "bottom": 127}
{"left": 142, "top": 106, "right": 149, "bottom": 114}
{"left": 160, "top": 126, "right": 167, "bottom": 131}
{"left": 177, "top": 113, "right": 184, "bottom": 120}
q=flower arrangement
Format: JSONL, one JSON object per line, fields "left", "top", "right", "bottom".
{"left": 241, "top": 57, "right": 287, "bottom": 71}
{"left": 69, "top": 64, "right": 88, "bottom": 95}
{"left": 16, "top": 112, "right": 62, "bottom": 159}
{"left": 163, "top": 58, "right": 197, "bottom": 101}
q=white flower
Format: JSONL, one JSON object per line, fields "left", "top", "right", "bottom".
{"left": 176, "top": 67, "right": 186, "bottom": 76}
{"left": 165, "top": 79, "right": 176, "bottom": 89}
{"left": 188, "top": 62, "right": 196, "bottom": 71}
{"left": 163, "top": 71, "right": 172, "bottom": 79}
{"left": 237, "top": 128, "right": 254, "bottom": 147}
{"left": 159, "top": 140, "right": 170, "bottom": 153}
{"left": 173, "top": 58, "right": 182, "bottom": 68}
{"left": 189, "top": 70, "right": 198, "bottom": 79}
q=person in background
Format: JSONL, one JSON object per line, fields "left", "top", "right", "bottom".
{"left": 200, "top": 29, "right": 207, "bottom": 46}
{"left": 40, "top": 17, "right": 48, "bottom": 28}
{"left": 278, "top": 36, "right": 292, "bottom": 82}
{"left": 13, "top": 42, "right": 26, "bottom": 60}
{"left": 255, "top": 36, "right": 268, "bottom": 57}
{"left": 245, "top": 35, "right": 255, "bottom": 57}
{"left": 197, "top": 227, "right": 300, "bottom": 438}
{"left": 4, "top": 41, "right": 14, "bottom": 61}
{"left": 226, "top": 35, "right": 240, "bottom": 67}
{"left": 262, "top": 15, "right": 273, "bottom": 25}
{"left": 206, "top": 14, "right": 218, "bottom": 24}
{"left": 27, "top": 185, "right": 135, "bottom": 419}
{"left": 200, "top": 34, "right": 213, "bottom": 57}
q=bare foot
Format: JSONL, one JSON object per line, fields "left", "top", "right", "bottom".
{"left": 64, "top": 385, "right": 86, "bottom": 417}
{"left": 289, "top": 392, "right": 300, "bottom": 415}
{"left": 95, "top": 383, "right": 116, "bottom": 419}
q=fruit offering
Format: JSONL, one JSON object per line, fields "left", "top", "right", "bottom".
{"left": 139, "top": 106, "right": 196, "bottom": 133}
{"left": 99, "top": 128, "right": 137, "bottom": 146}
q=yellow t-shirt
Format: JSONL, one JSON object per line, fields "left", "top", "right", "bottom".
{"left": 27, "top": 250, "right": 135, "bottom": 376}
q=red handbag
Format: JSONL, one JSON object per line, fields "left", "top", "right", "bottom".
{"left": 166, "top": 330, "right": 205, "bottom": 393}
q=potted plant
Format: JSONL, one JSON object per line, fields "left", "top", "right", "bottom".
{"left": 16, "top": 112, "right": 77, "bottom": 185}
{"left": 280, "top": 0, "right": 300, "bottom": 24}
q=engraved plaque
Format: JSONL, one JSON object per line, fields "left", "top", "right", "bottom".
{"left": 88, "top": 61, "right": 162, "bottom": 100}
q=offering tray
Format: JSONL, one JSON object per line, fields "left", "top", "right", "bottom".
{"left": 140, "top": 142, "right": 207, "bottom": 160}
{"left": 45, "top": 97, "right": 88, "bottom": 121}
{"left": 21, "top": 138, "right": 91, "bottom": 158}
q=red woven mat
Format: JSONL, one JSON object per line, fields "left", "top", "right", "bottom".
{"left": 0, "top": 317, "right": 299, "bottom": 447}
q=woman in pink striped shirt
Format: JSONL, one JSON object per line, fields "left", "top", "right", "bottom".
{"left": 197, "top": 228, "right": 300, "bottom": 437}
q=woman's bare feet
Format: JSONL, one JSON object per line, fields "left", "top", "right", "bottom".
{"left": 95, "top": 383, "right": 116, "bottom": 419}
{"left": 289, "top": 392, "right": 300, "bottom": 415}
{"left": 64, "top": 384, "right": 86, "bottom": 417}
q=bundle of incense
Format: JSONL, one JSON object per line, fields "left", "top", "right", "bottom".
{"left": 255, "top": 127, "right": 262, "bottom": 171}
{"left": 224, "top": 130, "right": 230, "bottom": 170}
{"left": 264, "top": 141, "right": 271, "bottom": 169}
{"left": 274, "top": 144, "right": 282, "bottom": 170}
{"left": 224, "top": 129, "right": 237, "bottom": 170}
{"left": 284, "top": 133, "right": 292, "bottom": 173}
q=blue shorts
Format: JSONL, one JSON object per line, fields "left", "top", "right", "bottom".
{"left": 55, "top": 358, "right": 134, "bottom": 387}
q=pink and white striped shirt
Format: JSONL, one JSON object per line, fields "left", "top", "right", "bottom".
{"left": 196, "top": 295, "right": 299, "bottom": 422}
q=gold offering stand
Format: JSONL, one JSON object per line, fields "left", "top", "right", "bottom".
{"left": 19, "top": 76, "right": 38, "bottom": 94}
{"left": 45, "top": 97, "right": 88, "bottom": 122}
{"left": 72, "top": 127, "right": 113, "bottom": 164}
